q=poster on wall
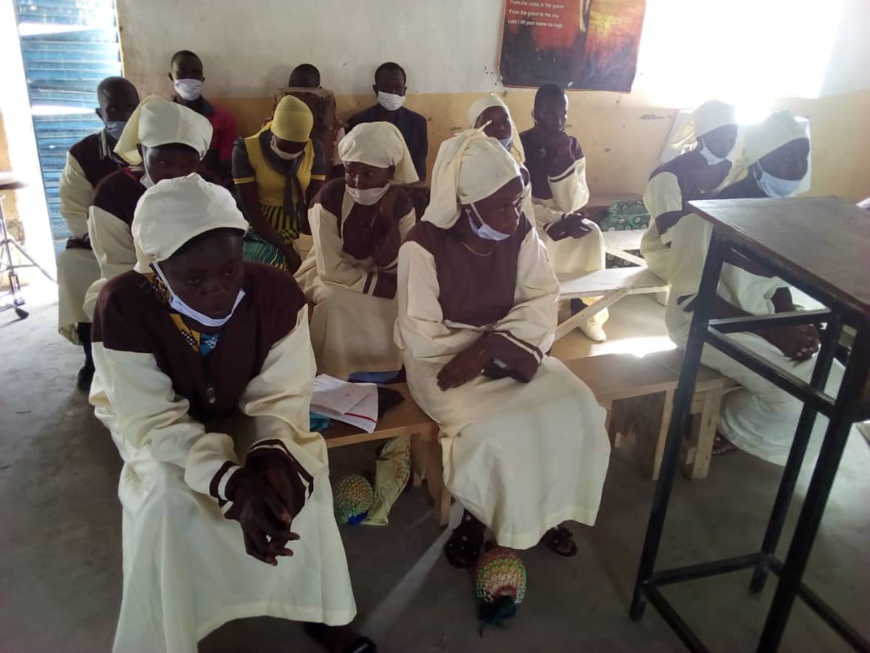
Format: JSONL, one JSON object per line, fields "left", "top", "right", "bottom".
{"left": 499, "top": 0, "right": 646, "bottom": 92}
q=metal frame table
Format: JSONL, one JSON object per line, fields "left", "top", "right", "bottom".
{"left": 629, "top": 196, "right": 870, "bottom": 652}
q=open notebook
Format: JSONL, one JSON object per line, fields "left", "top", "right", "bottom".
{"left": 311, "top": 374, "right": 379, "bottom": 433}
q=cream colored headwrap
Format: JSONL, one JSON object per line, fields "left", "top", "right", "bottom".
{"left": 338, "top": 122, "right": 419, "bottom": 184}
{"left": 422, "top": 128, "right": 521, "bottom": 229}
{"left": 132, "top": 173, "right": 248, "bottom": 272}
{"left": 114, "top": 95, "right": 213, "bottom": 165}
{"left": 271, "top": 95, "right": 314, "bottom": 142}
{"left": 669, "top": 99, "right": 736, "bottom": 152}
{"left": 466, "top": 93, "right": 526, "bottom": 164}
{"left": 743, "top": 110, "right": 809, "bottom": 165}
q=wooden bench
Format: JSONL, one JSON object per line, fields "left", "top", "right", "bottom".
{"left": 565, "top": 349, "right": 737, "bottom": 482}
{"left": 556, "top": 267, "right": 668, "bottom": 340}
{"left": 321, "top": 350, "right": 736, "bottom": 527}
{"left": 602, "top": 228, "right": 646, "bottom": 266}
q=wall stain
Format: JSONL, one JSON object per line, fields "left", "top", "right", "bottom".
{"left": 640, "top": 113, "right": 667, "bottom": 120}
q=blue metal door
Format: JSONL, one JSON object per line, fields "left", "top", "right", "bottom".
{"left": 14, "top": 0, "right": 122, "bottom": 256}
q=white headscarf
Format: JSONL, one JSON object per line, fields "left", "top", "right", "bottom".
{"left": 466, "top": 93, "right": 526, "bottom": 164}
{"left": 743, "top": 110, "right": 808, "bottom": 165}
{"left": 338, "top": 122, "right": 419, "bottom": 184}
{"left": 132, "top": 173, "right": 248, "bottom": 272}
{"left": 114, "top": 95, "right": 213, "bottom": 165}
{"left": 669, "top": 99, "right": 736, "bottom": 152}
{"left": 422, "top": 128, "right": 521, "bottom": 229}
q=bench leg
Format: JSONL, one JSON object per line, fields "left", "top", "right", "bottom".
{"left": 608, "top": 391, "right": 671, "bottom": 480}
{"left": 650, "top": 389, "right": 674, "bottom": 481}
{"left": 417, "top": 426, "right": 451, "bottom": 528}
{"left": 410, "top": 431, "right": 428, "bottom": 488}
{"left": 682, "top": 389, "right": 723, "bottom": 480}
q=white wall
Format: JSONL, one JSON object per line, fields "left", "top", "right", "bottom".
{"left": 821, "top": 0, "right": 870, "bottom": 96}
{"left": 118, "top": 0, "right": 506, "bottom": 97}
{"left": 118, "top": 0, "right": 868, "bottom": 104}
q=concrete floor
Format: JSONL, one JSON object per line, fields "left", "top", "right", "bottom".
{"left": 2, "top": 282, "right": 869, "bottom": 653}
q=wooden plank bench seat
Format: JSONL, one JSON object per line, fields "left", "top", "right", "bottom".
{"left": 556, "top": 267, "right": 668, "bottom": 340}
{"left": 323, "top": 350, "right": 736, "bottom": 527}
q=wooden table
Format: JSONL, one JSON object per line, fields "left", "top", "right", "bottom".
{"left": 630, "top": 197, "right": 870, "bottom": 652}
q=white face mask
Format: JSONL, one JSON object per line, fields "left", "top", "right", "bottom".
{"left": 270, "top": 137, "right": 303, "bottom": 161}
{"left": 173, "top": 78, "right": 203, "bottom": 102}
{"left": 104, "top": 120, "right": 127, "bottom": 141}
{"left": 347, "top": 183, "right": 391, "bottom": 206}
{"left": 755, "top": 165, "right": 802, "bottom": 199}
{"left": 467, "top": 204, "right": 511, "bottom": 242}
{"left": 152, "top": 262, "right": 246, "bottom": 329}
{"left": 498, "top": 136, "right": 514, "bottom": 152}
{"left": 377, "top": 91, "right": 405, "bottom": 112}
{"left": 698, "top": 143, "right": 728, "bottom": 166}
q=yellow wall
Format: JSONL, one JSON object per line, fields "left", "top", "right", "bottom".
{"left": 214, "top": 88, "right": 870, "bottom": 202}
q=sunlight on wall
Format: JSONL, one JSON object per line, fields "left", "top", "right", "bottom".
{"left": 635, "top": 0, "right": 845, "bottom": 110}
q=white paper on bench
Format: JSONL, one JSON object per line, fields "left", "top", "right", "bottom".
{"left": 311, "top": 374, "right": 379, "bottom": 433}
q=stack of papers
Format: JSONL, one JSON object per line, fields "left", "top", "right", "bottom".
{"left": 311, "top": 375, "right": 379, "bottom": 433}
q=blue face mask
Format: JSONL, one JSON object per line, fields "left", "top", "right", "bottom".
{"left": 467, "top": 204, "right": 511, "bottom": 242}
{"left": 104, "top": 120, "right": 127, "bottom": 141}
{"left": 755, "top": 165, "right": 802, "bottom": 198}
{"left": 498, "top": 136, "right": 513, "bottom": 152}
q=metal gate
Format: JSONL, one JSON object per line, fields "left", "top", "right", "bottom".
{"left": 13, "top": 0, "right": 122, "bottom": 256}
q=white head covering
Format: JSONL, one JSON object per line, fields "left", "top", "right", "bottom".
{"left": 132, "top": 173, "right": 248, "bottom": 272}
{"left": 669, "top": 99, "right": 736, "bottom": 152}
{"left": 114, "top": 95, "right": 213, "bottom": 165}
{"left": 338, "top": 122, "right": 419, "bottom": 184}
{"left": 466, "top": 93, "right": 526, "bottom": 164}
{"left": 422, "top": 128, "right": 521, "bottom": 229}
{"left": 743, "top": 110, "right": 808, "bottom": 165}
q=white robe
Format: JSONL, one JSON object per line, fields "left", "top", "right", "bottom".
{"left": 530, "top": 158, "right": 607, "bottom": 326}
{"left": 57, "top": 151, "right": 101, "bottom": 343}
{"left": 395, "top": 228, "right": 611, "bottom": 548}
{"left": 297, "top": 190, "right": 415, "bottom": 380}
{"left": 639, "top": 171, "right": 682, "bottom": 282}
{"left": 90, "top": 307, "right": 356, "bottom": 652}
{"left": 666, "top": 214, "right": 853, "bottom": 465}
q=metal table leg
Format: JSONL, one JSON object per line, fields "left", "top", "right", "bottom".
{"left": 630, "top": 231, "right": 726, "bottom": 620}
{"left": 757, "top": 327, "right": 870, "bottom": 651}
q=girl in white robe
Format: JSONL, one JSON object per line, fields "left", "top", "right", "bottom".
{"left": 89, "top": 174, "right": 372, "bottom": 653}
{"left": 395, "top": 129, "right": 611, "bottom": 567}
{"left": 297, "top": 122, "right": 418, "bottom": 380}
{"left": 639, "top": 100, "right": 740, "bottom": 281}
{"left": 666, "top": 110, "right": 853, "bottom": 464}
{"left": 518, "top": 85, "right": 608, "bottom": 342}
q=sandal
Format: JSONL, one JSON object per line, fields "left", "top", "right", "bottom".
{"left": 713, "top": 433, "right": 738, "bottom": 456}
{"left": 444, "top": 511, "right": 485, "bottom": 569}
{"left": 303, "top": 623, "right": 378, "bottom": 653}
{"left": 540, "top": 526, "right": 578, "bottom": 558}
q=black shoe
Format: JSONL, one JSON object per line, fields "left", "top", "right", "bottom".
{"left": 570, "top": 298, "right": 586, "bottom": 315}
{"left": 77, "top": 365, "right": 95, "bottom": 392}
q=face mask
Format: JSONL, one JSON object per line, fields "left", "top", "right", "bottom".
{"left": 270, "top": 138, "right": 303, "bottom": 161}
{"left": 377, "top": 91, "right": 405, "bottom": 112}
{"left": 347, "top": 183, "right": 390, "bottom": 206}
{"left": 498, "top": 137, "right": 514, "bottom": 152}
{"left": 697, "top": 143, "right": 728, "bottom": 166}
{"left": 152, "top": 262, "right": 246, "bottom": 328}
{"left": 467, "top": 204, "right": 511, "bottom": 242}
{"left": 755, "top": 165, "right": 802, "bottom": 199}
{"left": 104, "top": 120, "right": 127, "bottom": 141}
{"left": 174, "top": 79, "right": 203, "bottom": 101}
